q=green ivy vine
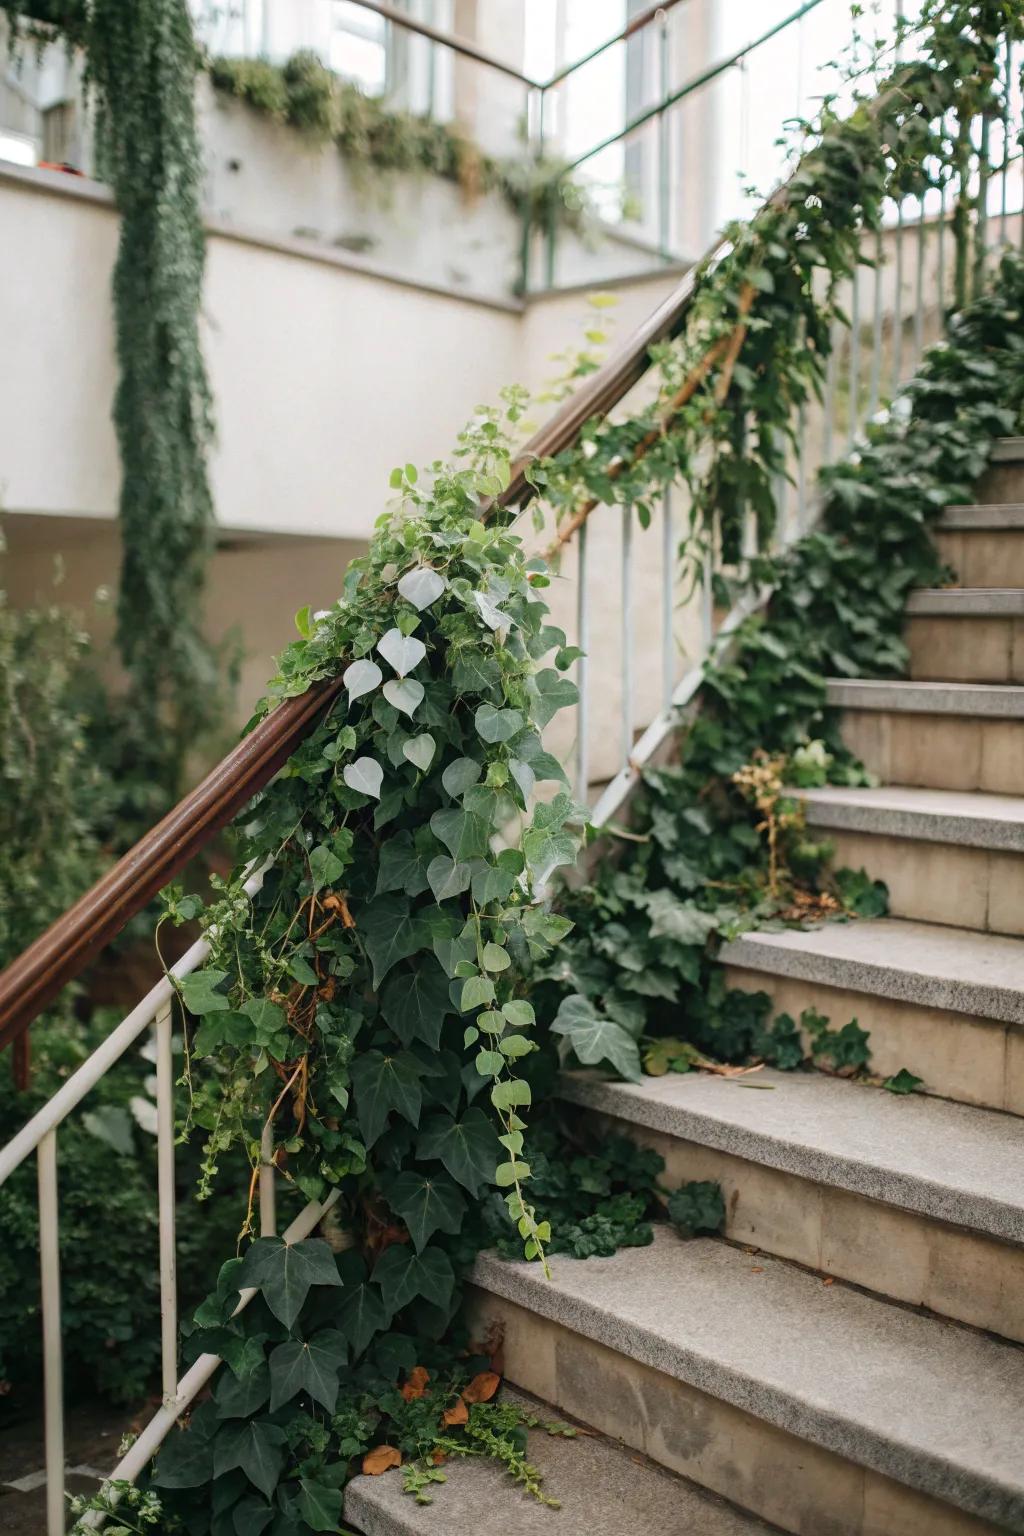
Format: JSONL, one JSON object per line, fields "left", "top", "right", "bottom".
{"left": 2, "top": 0, "right": 223, "bottom": 813}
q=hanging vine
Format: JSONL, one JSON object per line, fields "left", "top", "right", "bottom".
{"left": 2, "top": 0, "right": 221, "bottom": 810}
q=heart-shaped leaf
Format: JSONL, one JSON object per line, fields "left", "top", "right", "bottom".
{"left": 473, "top": 591, "right": 510, "bottom": 632}
{"left": 377, "top": 628, "right": 427, "bottom": 677}
{"left": 442, "top": 757, "right": 482, "bottom": 797}
{"left": 343, "top": 757, "right": 384, "bottom": 800}
{"left": 343, "top": 659, "right": 382, "bottom": 702}
{"left": 398, "top": 567, "right": 446, "bottom": 611}
{"left": 427, "top": 856, "right": 472, "bottom": 903}
{"left": 403, "top": 734, "right": 436, "bottom": 772}
{"left": 383, "top": 678, "right": 425, "bottom": 717}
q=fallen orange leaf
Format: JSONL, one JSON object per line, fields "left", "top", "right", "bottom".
{"left": 442, "top": 1396, "right": 469, "bottom": 1426}
{"left": 462, "top": 1371, "right": 500, "bottom": 1404}
{"left": 400, "top": 1365, "right": 430, "bottom": 1402}
{"left": 431, "top": 1449, "right": 447, "bottom": 1465}
{"left": 362, "top": 1445, "right": 402, "bottom": 1476}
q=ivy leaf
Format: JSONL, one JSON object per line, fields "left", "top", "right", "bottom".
{"left": 380, "top": 960, "right": 452, "bottom": 1049}
{"left": 522, "top": 827, "right": 579, "bottom": 886}
{"left": 416, "top": 1108, "right": 499, "bottom": 1195}
{"left": 268, "top": 1329, "right": 348, "bottom": 1412}
{"left": 403, "top": 734, "right": 436, "bottom": 772}
{"left": 442, "top": 757, "right": 482, "bottom": 797}
{"left": 238, "top": 1238, "right": 342, "bottom": 1330}
{"left": 350, "top": 1050, "right": 428, "bottom": 1147}
{"left": 343, "top": 659, "right": 382, "bottom": 702}
{"left": 509, "top": 758, "right": 535, "bottom": 799}
{"left": 337, "top": 1282, "right": 388, "bottom": 1357}
{"left": 375, "top": 831, "right": 431, "bottom": 897}
{"left": 377, "top": 628, "right": 427, "bottom": 677}
{"left": 152, "top": 1422, "right": 215, "bottom": 1489}
{"left": 883, "top": 1067, "right": 923, "bottom": 1095}
{"left": 429, "top": 807, "right": 492, "bottom": 862}
{"left": 309, "top": 843, "right": 345, "bottom": 892}
{"left": 298, "top": 1480, "right": 344, "bottom": 1534}
{"left": 528, "top": 668, "right": 579, "bottom": 727}
{"left": 212, "top": 1420, "right": 287, "bottom": 1500}
{"left": 360, "top": 893, "right": 431, "bottom": 988}
{"left": 397, "top": 566, "right": 446, "bottom": 611}
{"left": 384, "top": 1169, "right": 467, "bottom": 1251}
{"left": 178, "top": 968, "right": 231, "bottom": 1016}
{"left": 231, "top": 1494, "right": 274, "bottom": 1536}
{"left": 343, "top": 757, "right": 384, "bottom": 800}
{"left": 373, "top": 1243, "right": 455, "bottom": 1315}
{"left": 426, "top": 855, "right": 472, "bottom": 903}
{"left": 641, "top": 890, "right": 718, "bottom": 946}
{"left": 474, "top": 703, "right": 525, "bottom": 743}
{"left": 550, "top": 993, "right": 643, "bottom": 1083}
{"left": 471, "top": 861, "right": 518, "bottom": 906}
{"left": 383, "top": 677, "right": 425, "bottom": 717}
{"left": 214, "top": 1361, "right": 271, "bottom": 1420}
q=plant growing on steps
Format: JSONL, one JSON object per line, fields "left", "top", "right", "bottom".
{"left": 64, "top": 5, "right": 1024, "bottom": 1528}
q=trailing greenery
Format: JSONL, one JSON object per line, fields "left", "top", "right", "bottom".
{"left": 57, "top": 5, "right": 1024, "bottom": 1530}
{"left": 2, "top": 0, "right": 224, "bottom": 811}
{"left": 208, "top": 50, "right": 599, "bottom": 246}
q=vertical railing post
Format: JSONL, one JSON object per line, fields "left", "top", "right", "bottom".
{"left": 260, "top": 1123, "right": 278, "bottom": 1238}
{"left": 155, "top": 1002, "right": 178, "bottom": 1409}
{"left": 38, "top": 1130, "right": 64, "bottom": 1536}
{"left": 658, "top": 12, "right": 671, "bottom": 260}
{"left": 661, "top": 488, "right": 674, "bottom": 710}
{"left": 575, "top": 521, "right": 590, "bottom": 800}
{"left": 620, "top": 506, "right": 634, "bottom": 771}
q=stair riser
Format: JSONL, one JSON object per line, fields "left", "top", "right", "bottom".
{"left": 934, "top": 530, "right": 1024, "bottom": 588}
{"left": 464, "top": 1290, "right": 1000, "bottom": 1536}
{"left": 582, "top": 1109, "right": 1024, "bottom": 1344}
{"left": 976, "top": 461, "right": 1024, "bottom": 503}
{"left": 905, "top": 615, "right": 1024, "bottom": 684}
{"left": 838, "top": 709, "right": 1023, "bottom": 792}
{"left": 723, "top": 965, "right": 1024, "bottom": 1116}
{"left": 813, "top": 826, "right": 1024, "bottom": 936}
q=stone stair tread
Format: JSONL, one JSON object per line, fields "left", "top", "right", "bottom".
{"left": 558, "top": 1067, "right": 1024, "bottom": 1242}
{"left": 906, "top": 587, "right": 1024, "bottom": 615}
{"left": 720, "top": 916, "right": 1024, "bottom": 1025}
{"left": 990, "top": 437, "right": 1024, "bottom": 462}
{"left": 825, "top": 676, "right": 1024, "bottom": 716}
{"left": 471, "top": 1232, "right": 1024, "bottom": 1529}
{"left": 344, "top": 1388, "right": 774, "bottom": 1536}
{"left": 940, "top": 502, "right": 1024, "bottom": 529}
{"left": 799, "top": 782, "right": 1024, "bottom": 850}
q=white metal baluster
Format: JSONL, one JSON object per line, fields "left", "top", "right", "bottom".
{"left": 848, "top": 268, "right": 861, "bottom": 448}
{"left": 38, "top": 1130, "right": 64, "bottom": 1536}
{"left": 620, "top": 506, "right": 634, "bottom": 772}
{"left": 155, "top": 1002, "right": 178, "bottom": 1409}
{"left": 260, "top": 1124, "right": 277, "bottom": 1238}
{"left": 868, "top": 228, "right": 883, "bottom": 418}
{"left": 913, "top": 195, "right": 926, "bottom": 368}
{"left": 700, "top": 524, "right": 714, "bottom": 659}
{"left": 824, "top": 314, "right": 838, "bottom": 466}
{"left": 575, "top": 520, "right": 590, "bottom": 800}
{"left": 661, "top": 489, "right": 674, "bottom": 711}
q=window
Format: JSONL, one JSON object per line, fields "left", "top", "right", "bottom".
{"left": 330, "top": 2, "right": 389, "bottom": 95}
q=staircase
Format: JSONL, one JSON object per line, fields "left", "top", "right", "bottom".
{"left": 344, "top": 441, "right": 1024, "bottom": 1534}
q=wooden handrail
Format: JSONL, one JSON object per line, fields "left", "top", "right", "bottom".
{"left": 0, "top": 259, "right": 704, "bottom": 1049}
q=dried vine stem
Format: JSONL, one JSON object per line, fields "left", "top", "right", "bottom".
{"left": 541, "top": 282, "right": 757, "bottom": 562}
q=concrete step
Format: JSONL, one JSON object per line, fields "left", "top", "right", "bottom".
{"left": 468, "top": 1231, "right": 1024, "bottom": 1534}
{"left": 558, "top": 1069, "right": 1024, "bottom": 1341}
{"left": 800, "top": 785, "right": 1024, "bottom": 934}
{"left": 903, "top": 590, "right": 1024, "bottom": 683}
{"left": 720, "top": 917, "right": 1024, "bottom": 1115}
{"left": 977, "top": 436, "right": 1024, "bottom": 503}
{"left": 935, "top": 508, "right": 1024, "bottom": 587}
{"left": 344, "top": 1387, "right": 776, "bottom": 1536}
{"left": 825, "top": 679, "right": 1024, "bottom": 792}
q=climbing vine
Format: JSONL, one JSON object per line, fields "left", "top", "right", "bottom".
{"left": 65, "top": 3, "right": 1024, "bottom": 1530}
